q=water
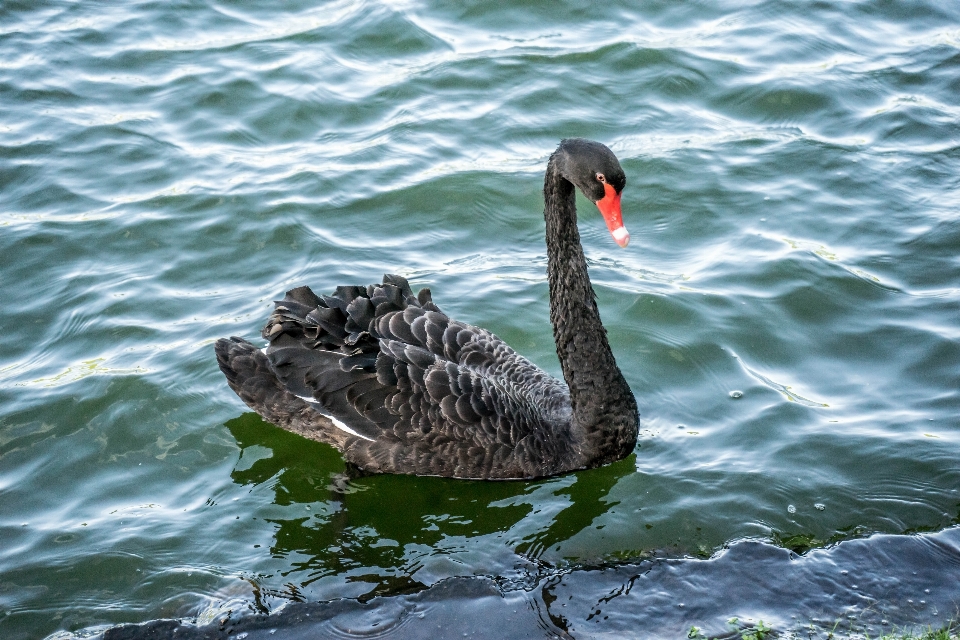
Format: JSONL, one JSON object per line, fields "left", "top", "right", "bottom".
{"left": 1, "top": 0, "right": 959, "bottom": 637}
{"left": 100, "top": 527, "right": 960, "bottom": 640}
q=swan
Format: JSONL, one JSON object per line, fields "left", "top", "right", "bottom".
{"left": 215, "top": 138, "right": 639, "bottom": 479}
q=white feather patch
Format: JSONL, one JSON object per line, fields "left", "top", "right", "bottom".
{"left": 294, "top": 395, "right": 374, "bottom": 441}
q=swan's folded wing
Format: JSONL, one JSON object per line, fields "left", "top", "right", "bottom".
{"left": 262, "top": 275, "right": 442, "bottom": 354}
{"left": 256, "top": 275, "right": 572, "bottom": 476}
{"left": 373, "top": 306, "right": 568, "bottom": 406}
{"left": 339, "top": 338, "right": 573, "bottom": 478}
{"left": 263, "top": 275, "right": 549, "bottom": 394}
{"left": 266, "top": 344, "right": 392, "bottom": 442}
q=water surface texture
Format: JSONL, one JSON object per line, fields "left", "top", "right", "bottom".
{"left": 2, "top": 0, "right": 959, "bottom": 638}
{"left": 100, "top": 527, "right": 960, "bottom": 640}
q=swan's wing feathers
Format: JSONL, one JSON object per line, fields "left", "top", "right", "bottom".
{"left": 370, "top": 305, "right": 562, "bottom": 405}
{"left": 376, "top": 338, "right": 529, "bottom": 438}
{"left": 386, "top": 309, "right": 417, "bottom": 345}
{"left": 337, "top": 337, "right": 573, "bottom": 477}
{"left": 252, "top": 276, "right": 571, "bottom": 477}
{"left": 382, "top": 273, "right": 415, "bottom": 299}
{"left": 285, "top": 285, "right": 323, "bottom": 309}
{"left": 257, "top": 277, "right": 444, "bottom": 437}
{"left": 306, "top": 306, "right": 348, "bottom": 340}
{"left": 269, "top": 347, "right": 361, "bottom": 396}
{"left": 358, "top": 289, "right": 571, "bottom": 429}
{"left": 215, "top": 337, "right": 356, "bottom": 448}
{"left": 417, "top": 287, "right": 437, "bottom": 309}
{"left": 267, "top": 345, "right": 392, "bottom": 441}
{"left": 339, "top": 351, "right": 377, "bottom": 372}
{"left": 265, "top": 281, "right": 424, "bottom": 354}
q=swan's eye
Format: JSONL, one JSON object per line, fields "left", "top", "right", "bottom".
{"left": 596, "top": 173, "right": 606, "bottom": 183}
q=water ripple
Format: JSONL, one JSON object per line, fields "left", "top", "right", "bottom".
{"left": 2, "top": 0, "right": 960, "bottom": 637}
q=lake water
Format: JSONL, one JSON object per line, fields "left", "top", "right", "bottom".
{"left": 2, "top": 0, "right": 959, "bottom": 638}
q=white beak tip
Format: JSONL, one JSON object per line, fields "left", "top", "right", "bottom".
{"left": 611, "top": 226, "right": 630, "bottom": 247}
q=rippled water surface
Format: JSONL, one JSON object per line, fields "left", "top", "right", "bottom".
{"left": 2, "top": 0, "right": 959, "bottom": 638}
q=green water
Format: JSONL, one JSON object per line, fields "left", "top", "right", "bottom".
{"left": 2, "top": 0, "right": 959, "bottom": 637}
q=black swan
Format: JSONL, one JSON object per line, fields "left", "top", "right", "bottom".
{"left": 215, "top": 138, "right": 639, "bottom": 480}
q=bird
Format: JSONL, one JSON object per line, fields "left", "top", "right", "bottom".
{"left": 215, "top": 138, "right": 639, "bottom": 480}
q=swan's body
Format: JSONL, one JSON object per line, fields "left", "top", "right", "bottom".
{"left": 216, "top": 139, "right": 639, "bottom": 479}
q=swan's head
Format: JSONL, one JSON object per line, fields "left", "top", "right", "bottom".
{"left": 556, "top": 138, "right": 629, "bottom": 247}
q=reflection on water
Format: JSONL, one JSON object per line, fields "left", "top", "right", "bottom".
{"left": 201, "top": 415, "right": 960, "bottom": 639}
{"left": 224, "top": 413, "right": 635, "bottom": 608}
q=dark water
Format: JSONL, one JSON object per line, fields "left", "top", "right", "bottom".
{"left": 100, "top": 526, "right": 960, "bottom": 640}
{"left": 2, "top": 0, "right": 959, "bottom": 638}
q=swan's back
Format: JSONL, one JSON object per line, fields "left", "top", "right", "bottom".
{"left": 216, "top": 274, "right": 577, "bottom": 479}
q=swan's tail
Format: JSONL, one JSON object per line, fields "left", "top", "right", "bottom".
{"left": 214, "top": 336, "right": 347, "bottom": 447}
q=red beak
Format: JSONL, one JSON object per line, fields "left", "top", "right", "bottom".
{"left": 596, "top": 183, "right": 629, "bottom": 247}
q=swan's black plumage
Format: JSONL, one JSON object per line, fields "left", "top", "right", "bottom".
{"left": 216, "top": 139, "right": 639, "bottom": 479}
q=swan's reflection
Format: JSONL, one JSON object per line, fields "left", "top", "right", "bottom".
{"left": 225, "top": 412, "right": 636, "bottom": 603}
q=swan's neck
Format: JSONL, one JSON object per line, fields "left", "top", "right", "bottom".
{"left": 544, "top": 159, "right": 638, "bottom": 465}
